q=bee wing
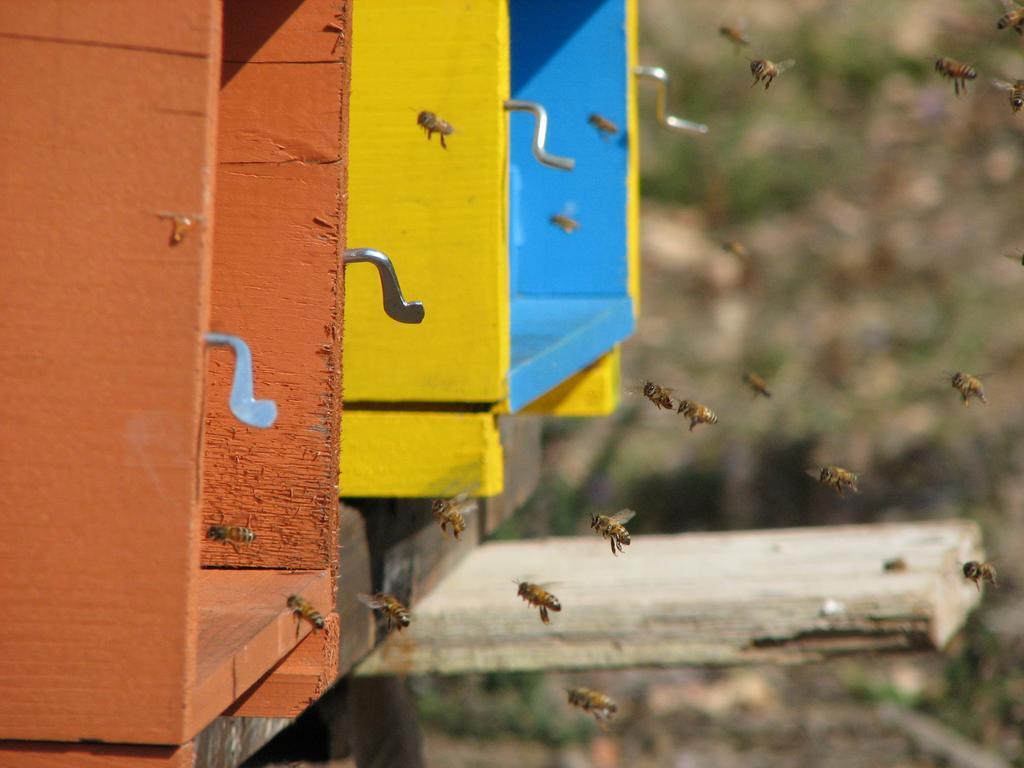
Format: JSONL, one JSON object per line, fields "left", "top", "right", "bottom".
{"left": 992, "top": 78, "right": 1016, "bottom": 91}
{"left": 805, "top": 468, "right": 822, "bottom": 479}
{"left": 998, "top": 0, "right": 1017, "bottom": 11}
{"left": 356, "top": 593, "right": 386, "bottom": 609}
{"left": 777, "top": 59, "right": 796, "bottom": 73}
{"left": 608, "top": 508, "right": 637, "bottom": 525}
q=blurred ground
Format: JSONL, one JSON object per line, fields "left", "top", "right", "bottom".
{"left": 412, "top": 0, "right": 1024, "bottom": 766}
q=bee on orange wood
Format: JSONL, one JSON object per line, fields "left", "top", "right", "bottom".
{"left": 950, "top": 371, "right": 987, "bottom": 406}
{"left": 742, "top": 372, "right": 772, "bottom": 398}
{"left": 287, "top": 594, "right": 325, "bottom": 637}
{"left": 207, "top": 520, "right": 256, "bottom": 553}
{"left": 677, "top": 399, "right": 718, "bottom": 431}
{"left": 992, "top": 78, "right": 1024, "bottom": 113}
{"left": 588, "top": 113, "right": 619, "bottom": 138}
{"left": 568, "top": 687, "right": 618, "bottom": 729}
{"left": 934, "top": 57, "right": 977, "bottom": 96}
{"left": 357, "top": 592, "right": 411, "bottom": 632}
{"left": 515, "top": 580, "right": 561, "bottom": 624}
{"left": 962, "top": 560, "right": 998, "bottom": 591}
{"left": 417, "top": 110, "right": 454, "bottom": 148}
{"left": 807, "top": 466, "right": 859, "bottom": 495}
{"left": 997, "top": 0, "right": 1024, "bottom": 35}
{"left": 591, "top": 508, "right": 636, "bottom": 556}
{"left": 432, "top": 493, "right": 475, "bottom": 541}
{"left": 749, "top": 58, "right": 794, "bottom": 89}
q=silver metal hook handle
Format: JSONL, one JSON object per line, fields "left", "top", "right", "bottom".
{"left": 204, "top": 333, "right": 278, "bottom": 429}
{"left": 633, "top": 66, "right": 709, "bottom": 135}
{"left": 344, "top": 248, "right": 425, "bottom": 324}
{"left": 504, "top": 100, "right": 576, "bottom": 171}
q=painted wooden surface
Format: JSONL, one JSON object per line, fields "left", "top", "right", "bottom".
{"left": 523, "top": 349, "right": 621, "bottom": 415}
{"left": 339, "top": 411, "right": 503, "bottom": 497}
{"left": 0, "top": 744, "right": 193, "bottom": 768}
{"left": 0, "top": 0, "right": 219, "bottom": 744}
{"left": 202, "top": 0, "right": 348, "bottom": 571}
{"left": 356, "top": 521, "right": 984, "bottom": 675}
{"left": 342, "top": 0, "right": 509, "bottom": 403}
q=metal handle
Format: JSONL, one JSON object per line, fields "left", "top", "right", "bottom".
{"left": 344, "top": 249, "right": 425, "bottom": 324}
{"left": 204, "top": 333, "right": 278, "bottom": 429}
{"left": 504, "top": 100, "right": 576, "bottom": 171}
{"left": 633, "top": 66, "right": 709, "bottom": 135}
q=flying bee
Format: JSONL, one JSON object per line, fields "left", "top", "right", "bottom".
{"left": 432, "top": 493, "right": 474, "bottom": 540}
{"left": 997, "top": 0, "right": 1024, "bottom": 35}
{"left": 567, "top": 687, "right": 618, "bottom": 729}
{"left": 591, "top": 508, "right": 637, "bottom": 556}
{"left": 962, "top": 560, "right": 998, "bottom": 591}
{"left": 883, "top": 557, "right": 908, "bottom": 573}
{"left": 515, "top": 580, "right": 561, "bottom": 624}
{"left": 934, "top": 57, "right": 976, "bottom": 96}
{"left": 719, "top": 25, "right": 750, "bottom": 49}
{"left": 992, "top": 78, "right": 1024, "bottom": 112}
{"left": 721, "top": 240, "right": 748, "bottom": 257}
{"left": 287, "top": 594, "right": 325, "bottom": 638}
{"left": 807, "top": 466, "right": 859, "bottom": 495}
{"left": 950, "top": 371, "right": 987, "bottom": 406}
{"left": 550, "top": 213, "right": 580, "bottom": 233}
{"left": 632, "top": 380, "right": 675, "bottom": 410}
{"left": 742, "top": 372, "right": 771, "bottom": 398}
{"left": 357, "top": 592, "right": 411, "bottom": 632}
{"left": 207, "top": 521, "right": 256, "bottom": 553}
{"left": 677, "top": 399, "right": 718, "bottom": 431}
{"left": 749, "top": 58, "right": 794, "bottom": 89}
{"left": 416, "top": 110, "right": 454, "bottom": 148}
{"left": 588, "top": 113, "right": 619, "bottom": 138}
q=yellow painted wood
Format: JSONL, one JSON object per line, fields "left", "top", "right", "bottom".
{"left": 340, "top": 411, "right": 503, "bottom": 497}
{"left": 522, "top": 347, "right": 621, "bottom": 416}
{"left": 627, "top": 0, "right": 640, "bottom": 314}
{"left": 343, "top": 0, "right": 509, "bottom": 403}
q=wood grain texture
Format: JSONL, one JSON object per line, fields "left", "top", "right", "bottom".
{"left": 202, "top": 0, "right": 349, "bottom": 570}
{"left": 192, "top": 716, "right": 291, "bottom": 768}
{"left": 356, "top": 521, "right": 985, "bottom": 675}
{"left": 0, "top": 0, "right": 220, "bottom": 744}
{"left": 0, "top": 743, "right": 191, "bottom": 768}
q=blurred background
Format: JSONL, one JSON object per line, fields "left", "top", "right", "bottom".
{"left": 413, "top": 0, "right": 1024, "bottom": 765}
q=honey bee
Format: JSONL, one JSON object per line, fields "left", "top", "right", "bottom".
{"left": 721, "top": 240, "right": 748, "bottom": 257}
{"left": 550, "top": 213, "right": 580, "bottom": 233}
{"left": 567, "top": 687, "right": 618, "bottom": 729}
{"left": 432, "top": 493, "right": 474, "bottom": 540}
{"left": 997, "top": 0, "right": 1024, "bottom": 35}
{"left": 515, "top": 581, "right": 561, "bottom": 624}
{"left": 951, "top": 371, "right": 987, "bottom": 406}
{"left": 357, "top": 592, "right": 411, "bottom": 632}
{"left": 719, "top": 25, "right": 750, "bottom": 49}
{"left": 633, "top": 380, "right": 675, "bottom": 410}
{"left": 287, "top": 594, "right": 325, "bottom": 638}
{"left": 992, "top": 78, "right": 1024, "bottom": 112}
{"left": 157, "top": 212, "right": 198, "bottom": 245}
{"left": 749, "top": 58, "right": 794, "bottom": 89}
{"left": 934, "top": 57, "right": 976, "bottom": 96}
{"left": 676, "top": 399, "right": 718, "bottom": 431}
{"left": 962, "top": 560, "right": 998, "bottom": 591}
{"left": 591, "top": 508, "right": 636, "bottom": 556}
{"left": 883, "top": 557, "right": 908, "bottom": 572}
{"left": 807, "top": 466, "right": 859, "bottom": 495}
{"left": 416, "top": 110, "right": 454, "bottom": 148}
{"left": 588, "top": 113, "right": 619, "bottom": 138}
{"left": 742, "top": 372, "right": 771, "bottom": 398}
{"left": 207, "top": 521, "right": 256, "bottom": 553}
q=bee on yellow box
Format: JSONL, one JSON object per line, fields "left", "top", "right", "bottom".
{"left": 416, "top": 110, "right": 454, "bottom": 148}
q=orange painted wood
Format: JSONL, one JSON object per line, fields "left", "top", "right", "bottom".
{"left": 202, "top": 0, "right": 348, "bottom": 571}
{"left": 0, "top": 0, "right": 220, "bottom": 745}
{"left": 188, "top": 569, "right": 334, "bottom": 733}
{"left": 0, "top": 743, "right": 191, "bottom": 768}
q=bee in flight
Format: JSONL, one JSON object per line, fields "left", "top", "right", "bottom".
{"left": 567, "top": 687, "right": 618, "bottom": 729}
{"left": 883, "top": 557, "right": 908, "bottom": 573}
{"left": 432, "top": 494, "right": 474, "bottom": 541}
{"left": 749, "top": 58, "right": 794, "bottom": 89}
{"left": 358, "top": 592, "right": 411, "bottom": 632}
{"left": 207, "top": 520, "right": 256, "bottom": 554}
{"left": 950, "top": 371, "right": 987, "bottom": 406}
{"left": 591, "top": 508, "right": 636, "bottom": 556}
{"left": 934, "top": 57, "right": 976, "bottom": 96}
{"left": 808, "top": 466, "right": 859, "bottom": 495}
{"left": 633, "top": 380, "right": 675, "bottom": 411}
{"left": 962, "top": 560, "right": 998, "bottom": 591}
{"left": 721, "top": 240, "right": 748, "bottom": 257}
{"left": 550, "top": 213, "right": 580, "bottom": 233}
{"left": 416, "top": 110, "right": 454, "bottom": 148}
{"left": 588, "top": 113, "right": 619, "bottom": 138}
{"left": 742, "top": 372, "right": 771, "bottom": 398}
{"left": 515, "top": 580, "right": 561, "bottom": 624}
{"left": 719, "top": 24, "right": 750, "bottom": 50}
{"left": 287, "top": 594, "right": 325, "bottom": 638}
{"left": 677, "top": 399, "right": 718, "bottom": 431}
{"left": 992, "top": 78, "right": 1024, "bottom": 113}
{"left": 997, "top": 0, "right": 1024, "bottom": 35}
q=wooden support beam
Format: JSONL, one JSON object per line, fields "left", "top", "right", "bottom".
{"left": 356, "top": 521, "right": 984, "bottom": 675}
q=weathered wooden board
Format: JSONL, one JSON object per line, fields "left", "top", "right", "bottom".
{"left": 357, "top": 521, "right": 985, "bottom": 675}
{"left": 202, "top": 0, "right": 348, "bottom": 571}
{"left": 0, "top": 0, "right": 220, "bottom": 744}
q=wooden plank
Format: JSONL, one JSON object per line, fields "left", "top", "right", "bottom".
{"left": 0, "top": 1, "right": 220, "bottom": 744}
{"left": 356, "top": 521, "right": 985, "bottom": 675}
{"left": 0, "top": 744, "right": 192, "bottom": 768}
{"left": 203, "top": 0, "right": 347, "bottom": 571}
{"left": 343, "top": 0, "right": 509, "bottom": 403}
{"left": 189, "top": 569, "right": 334, "bottom": 735}
{"left": 192, "top": 716, "right": 290, "bottom": 768}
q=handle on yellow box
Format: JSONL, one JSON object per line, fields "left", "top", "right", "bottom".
{"left": 344, "top": 248, "right": 425, "bottom": 325}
